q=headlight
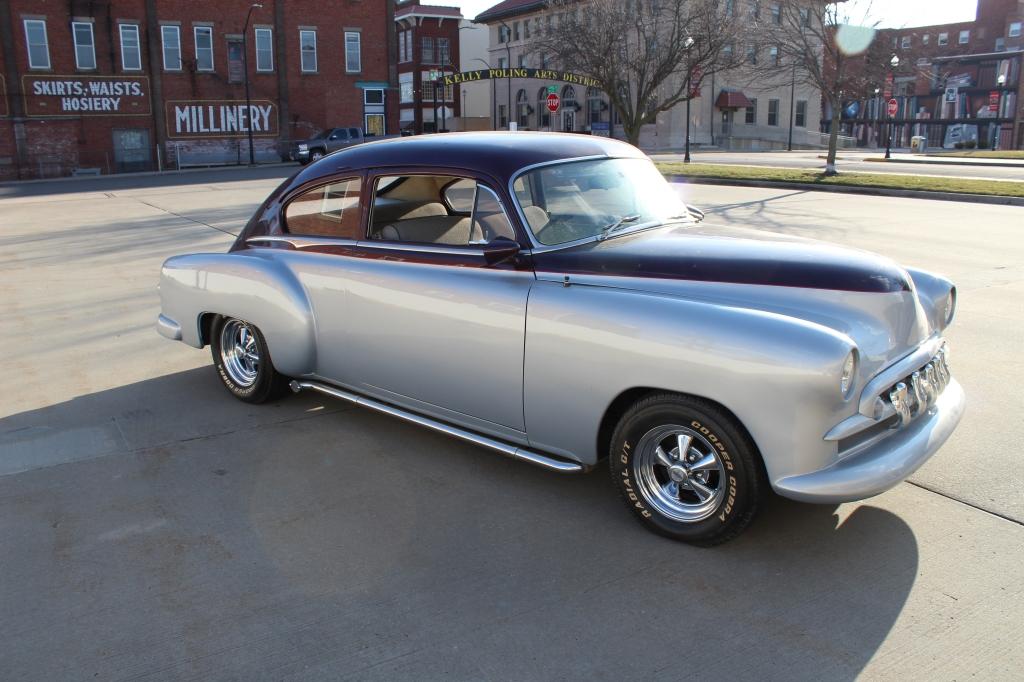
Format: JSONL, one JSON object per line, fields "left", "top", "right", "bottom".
{"left": 298, "top": 143, "right": 308, "bottom": 151}
{"left": 840, "top": 350, "right": 858, "bottom": 398}
{"left": 941, "top": 289, "right": 956, "bottom": 327}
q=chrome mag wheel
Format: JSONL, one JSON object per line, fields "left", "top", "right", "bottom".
{"left": 219, "top": 319, "right": 260, "bottom": 388}
{"left": 633, "top": 424, "right": 727, "bottom": 523}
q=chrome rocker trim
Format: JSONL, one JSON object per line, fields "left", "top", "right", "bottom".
{"left": 289, "top": 380, "right": 586, "bottom": 474}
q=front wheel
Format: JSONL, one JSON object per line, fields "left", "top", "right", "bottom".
{"left": 609, "top": 393, "right": 766, "bottom": 546}
{"left": 210, "top": 316, "right": 289, "bottom": 404}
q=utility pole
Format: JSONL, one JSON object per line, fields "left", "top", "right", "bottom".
{"left": 242, "top": 3, "right": 263, "bottom": 165}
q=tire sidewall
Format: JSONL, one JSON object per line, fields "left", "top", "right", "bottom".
{"left": 611, "top": 400, "right": 757, "bottom": 544}
{"left": 211, "top": 317, "right": 278, "bottom": 403}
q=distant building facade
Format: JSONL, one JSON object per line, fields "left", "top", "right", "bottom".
{"left": 825, "top": 0, "right": 1023, "bottom": 149}
{"left": 0, "top": 0, "right": 398, "bottom": 180}
{"left": 473, "top": 0, "right": 824, "bottom": 151}
{"left": 394, "top": 1, "right": 462, "bottom": 133}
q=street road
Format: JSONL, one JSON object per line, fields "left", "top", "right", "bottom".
{"left": 651, "top": 149, "right": 1024, "bottom": 182}
{"left": 1, "top": 167, "right": 1021, "bottom": 680}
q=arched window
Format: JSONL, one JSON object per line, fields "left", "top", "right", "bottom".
{"left": 516, "top": 89, "right": 531, "bottom": 129}
{"left": 587, "top": 87, "right": 604, "bottom": 125}
{"left": 561, "top": 85, "right": 578, "bottom": 132}
{"left": 537, "top": 87, "right": 551, "bottom": 129}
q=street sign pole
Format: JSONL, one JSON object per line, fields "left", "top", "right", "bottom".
{"left": 885, "top": 98, "right": 898, "bottom": 159}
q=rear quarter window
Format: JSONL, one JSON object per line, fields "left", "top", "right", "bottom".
{"left": 284, "top": 177, "right": 362, "bottom": 238}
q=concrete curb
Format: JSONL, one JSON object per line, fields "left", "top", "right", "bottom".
{"left": 664, "top": 174, "right": 1024, "bottom": 207}
{"left": 863, "top": 157, "right": 1024, "bottom": 169}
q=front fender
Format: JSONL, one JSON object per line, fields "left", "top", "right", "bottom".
{"left": 158, "top": 252, "right": 315, "bottom": 377}
{"left": 523, "top": 281, "right": 857, "bottom": 482}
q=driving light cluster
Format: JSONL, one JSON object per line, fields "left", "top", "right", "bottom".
{"left": 841, "top": 351, "right": 858, "bottom": 398}
{"left": 942, "top": 290, "right": 957, "bottom": 327}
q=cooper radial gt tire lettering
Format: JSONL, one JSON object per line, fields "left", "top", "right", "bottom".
{"left": 608, "top": 393, "right": 767, "bottom": 546}
{"left": 210, "top": 315, "right": 290, "bottom": 404}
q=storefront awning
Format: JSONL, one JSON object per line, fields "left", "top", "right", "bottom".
{"left": 715, "top": 90, "right": 754, "bottom": 109}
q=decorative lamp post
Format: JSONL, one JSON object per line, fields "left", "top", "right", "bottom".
{"left": 884, "top": 54, "right": 900, "bottom": 160}
{"left": 683, "top": 36, "right": 695, "bottom": 163}
{"left": 242, "top": 3, "right": 263, "bottom": 165}
{"left": 498, "top": 20, "right": 513, "bottom": 129}
{"left": 873, "top": 87, "right": 880, "bottom": 147}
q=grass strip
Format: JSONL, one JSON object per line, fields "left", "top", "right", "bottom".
{"left": 927, "top": 150, "right": 1024, "bottom": 160}
{"left": 656, "top": 162, "right": 1024, "bottom": 198}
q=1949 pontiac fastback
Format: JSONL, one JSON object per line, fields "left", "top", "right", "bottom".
{"left": 157, "top": 132, "right": 965, "bottom": 545}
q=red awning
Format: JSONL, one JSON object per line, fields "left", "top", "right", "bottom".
{"left": 715, "top": 90, "right": 754, "bottom": 109}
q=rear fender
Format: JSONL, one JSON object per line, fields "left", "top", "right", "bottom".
{"left": 159, "top": 252, "right": 315, "bottom": 377}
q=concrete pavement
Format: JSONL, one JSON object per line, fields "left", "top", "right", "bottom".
{"left": 1, "top": 170, "right": 1022, "bottom": 680}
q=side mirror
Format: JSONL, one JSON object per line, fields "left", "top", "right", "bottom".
{"left": 482, "top": 238, "right": 521, "bottom": 266}
{"left": 686, "top": 204, "right": 705, "bottom": 222}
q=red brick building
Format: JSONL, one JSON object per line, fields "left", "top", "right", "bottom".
{"left": 826, "top": 0, "right": 1024, "bottom": 149}
{"left": 0, "top": 0, "right": 398, "bottom": 179}
{"left": 394, "top": 1, "right": 462, "bottom": 134}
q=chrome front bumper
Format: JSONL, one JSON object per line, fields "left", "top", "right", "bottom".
{"left": 774, "top": 378, "right": 966, "bottom": 503}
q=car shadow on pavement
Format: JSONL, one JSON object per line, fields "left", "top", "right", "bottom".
{"left": 0, "top": 369, "right": 919, "bottom": 680}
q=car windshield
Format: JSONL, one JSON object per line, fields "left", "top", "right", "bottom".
{"left": 314, "top": 129, "right": 332, "bottom": 139}
{"left": 513, "top": 157, "right": 691, "bottom": 246}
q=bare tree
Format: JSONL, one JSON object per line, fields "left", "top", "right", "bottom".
{"left": 532, "top": 0, "right": 749, "bottom": 146}
{"left": 758, "top": 1, "right": 891, "bottom": 175}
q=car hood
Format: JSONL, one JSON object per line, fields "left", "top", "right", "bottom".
{"left": 531, "top": 222, "right": 932, "bottom": 378}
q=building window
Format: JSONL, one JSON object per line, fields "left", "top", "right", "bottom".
{"left": 536, "top": 88, "right": 550, "bottom": 128}
{"left": 300, "top": 29, "right": 317, "bottom": 72}
{"left": 938, "top": 32, "right": 948, "bottom": 45}
{"left": 161, "top": 25, "right": 181, "bottom": 71}
{"left": 725, "top": 0, "right": 734, "bottom": 17}
{"left": 723, "top": 44, "right": 733, "bottom": 59}
{"left": 399, "top": 73, "right": 413, "bottom": 103}
{"left": 770, "top": 4, "right": 781, "bottom": 24}
{"left": 901, "top": 35, "right": 910, "bottom": 49}
{"left": 227, "top": 38, "right": 243, "bottom": 83}
{"left": 72, "top": 22, "right": 96, "bottom": 70}
{"left": 513, "top": 21, "right": 520, "bottom": 41}
{"left": 498, "top": 56, "right": 508, "bottom": 69}
{"left": 749, "top": 1, "right": 759, "bottom": 19}
{"left": 795, "top": 100, "right": 807, "bottom": 127}
{"left": 769, "top": 46, "right": 779, "bottom": 65}
{"left": 587, "top": 87, "right": 603, "bottom": 125}
{"left": 746, "top": 45, "right": 757, "bottom": 65}
{"left": 499, "top": 25, "right": 509, "bottom": 43}
{"left": 958, "top": 30, "right": 969, "bottom": 44}
{"left": 345, "top": 31, "right": 361, "bottom": 73}
{"left": 255, "top": 28, "right": 273, "bottom": 71}
{"left": 524, "top": 19, "right": 531, "bottom": 39}
{"left": 995, "top": 37, "right": 1005, "bottom": 51}
{"left": 745, "top": 99, "right": 757, "bottom": 124}
{"left": 23, "top": 19, "right": 50, "bottom": 69}
{"left": 517, "top": 89, "right": 530, "bottom": 128}
{"left": 498, "top": 104, "right": 507, "bottom": 128}
{"left": 405, "top": 31, "right": 413, "bottom": 63}
{"left": 768, "top": 98, "right": 779, "bottom": 126}
{"left": 518, "top": 54, "right": 527, "bottom": 68}
{"left": 397, "top": 30, "right": 406, "bottom": 63}
{"left": 194, "top": 26, "right": 214, "bottom": 71}
{"left": 1010, "top": 22, "right": 1022, "bottom": 38}
{"left": 438, "top": 37, "right": 450, "bottom": 66}
{"left": 421, "top": 36, "right": 434, "bottom": 64}
{"left": 922, "top": 34, "right": 930, "bottom": 45}
{"left": 364, "top": 88, "right": 384, "bottom": 105}
{"left": 119, "top": 24, "right": 141, "bottom": 70}
{"left": 799, "top": 8, "right": 810, "bottom": 27}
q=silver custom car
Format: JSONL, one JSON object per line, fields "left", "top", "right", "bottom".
{"left": 157, "top": 132, "right": 965, "bottom": 545}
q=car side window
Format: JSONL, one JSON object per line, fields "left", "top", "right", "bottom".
{"left": 284, "top": 177, "right": 362, "bottom": 239}
{"left": 369, "top": 174, "right": 517, "bottom": 247}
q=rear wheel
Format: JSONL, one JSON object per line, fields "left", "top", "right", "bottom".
{"left": 210, "top": 316, "right": 289, "bottom": 404}
{"left": 609, "top": 393, "right": 766, "bottom": 546}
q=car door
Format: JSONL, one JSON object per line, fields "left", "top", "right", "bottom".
{"left": 343, "top": 170, "right": 534, "bottom": 433}
{"left": 327, "top": 128, "right": 348, "bottom": 152}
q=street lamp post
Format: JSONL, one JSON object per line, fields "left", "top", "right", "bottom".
{"left": 498, "top": 20, "right": 512, "bottom": 129}
{"left": 873, "top": 87, "right": 880, "bottom": 147}
{"left": 885, "top": 53, "right": 900, "bottom": 160}
{"left": 683, "top": 36, "right": 694, "bottom": 163}
{"left": 786, "top": 57, "right": 796, "bottom": 151}
{"left": 995, "top": 73, "right": 1007, "bottom": 149}
{"left": 242, "top": 3, "right": 263, "bottom": 165}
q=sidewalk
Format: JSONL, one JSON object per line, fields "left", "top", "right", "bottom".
{"left": 865, "top": 152, "right": 1024, "bottom": 168}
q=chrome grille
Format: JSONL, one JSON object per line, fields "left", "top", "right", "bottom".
{"left": 886, "top": 344, "right": 951, "bottom": 428}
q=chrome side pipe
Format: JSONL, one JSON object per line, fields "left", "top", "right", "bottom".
{"left": 290, "top": 380, "right": 586, "bottom": 474}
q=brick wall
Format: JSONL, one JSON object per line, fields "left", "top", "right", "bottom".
{"left": 0, "top": 0, "right": 397, "bottom": 179}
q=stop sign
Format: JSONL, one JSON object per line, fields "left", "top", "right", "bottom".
{"left": 887, "top": 98, "right": 898, "bottom": 117}
{"left": 546, "top": 93, "right": 560, "bottom": 113}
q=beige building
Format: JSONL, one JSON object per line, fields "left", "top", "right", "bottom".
{"left": 475, "top": 0, "right": 825, "bottom": 150}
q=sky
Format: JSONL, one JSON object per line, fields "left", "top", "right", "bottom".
{"left": 422, "top": 0, "right": 979, "bottom": 27}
